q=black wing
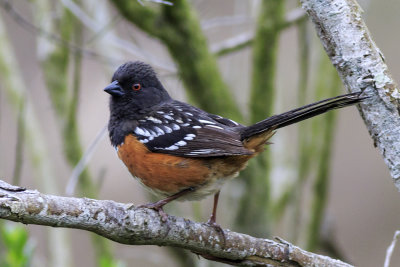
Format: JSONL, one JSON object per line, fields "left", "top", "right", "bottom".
{"left": 132, "top": 101, "right": 253, "bottom": 157}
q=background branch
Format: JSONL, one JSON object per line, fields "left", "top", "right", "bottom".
{"left": 300, "top": 0, "right": 400, "bottom": 190}
{"left": 0, "top": 179, "right": 351, "bottom": 267}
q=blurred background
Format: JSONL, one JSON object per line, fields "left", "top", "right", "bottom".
{"left": 0, "top": 0, "right": 399, "bottom": 266}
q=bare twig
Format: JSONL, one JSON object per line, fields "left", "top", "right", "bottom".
{"left": 300, "top": 0, "right": 400, "bottom": 190}
{"left": 66, "top": 125, "right": 107, "bottom": 196}
{"left": 0, "top": 179, "right": 352, "bottom": 267}
{"left": 211, "top": 32, "right": 253, "bottom": 56}
{"left": 201, "top": 15, "right": 250, "bottom": 30}
{"left": 211, "top": 8, "right": 306, "bottom": 56}
{"left": 59, "top": 0, "right": 175, "bottom": 72}
{"left": 12, "top": 97, "right": 25, "bottom": 185}
{"left": 138, "top": 0, "right": 173, "bottom": 6}
{"left": 145, "top": 0, "right": 173, "bottom": 6}
{"left": 384, "top": 230, "right": 400, "bottom": 267}
{"left": 0, "top": 0, "right": 112, "bottom": 63}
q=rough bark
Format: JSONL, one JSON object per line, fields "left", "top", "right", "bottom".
{"left": 300, "top": 0, "right": 400, "bottom": 190}
{"left": 0, "top": 179, "right": 351, "bottom": 267}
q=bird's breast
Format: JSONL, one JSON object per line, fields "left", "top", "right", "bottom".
{"left": 116, "top": 135, "right": 253, "bottom": 200}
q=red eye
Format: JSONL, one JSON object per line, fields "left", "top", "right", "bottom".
{"left": 132, "top": 83, "right": 141, "bottom": 91}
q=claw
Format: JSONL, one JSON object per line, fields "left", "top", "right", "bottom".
{"left": 206, "top": 219, "right": 226, "bottom": 245}
{"left": 138, "top": 202, "right": 168, "bottom": 222}
{"left": 136, "top": 187, "right": 195, "bottom": 222}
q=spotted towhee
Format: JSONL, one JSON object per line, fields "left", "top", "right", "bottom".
{"left": 104, "top": 61, "right": 365, "bottom": 227}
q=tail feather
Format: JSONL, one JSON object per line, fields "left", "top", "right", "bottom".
{"left": 240, "top": 92, "right": 366, "bottom": 140}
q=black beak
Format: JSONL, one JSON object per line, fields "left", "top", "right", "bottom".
{"left": 104, "top": 81, "right": 124, "bottom": 96}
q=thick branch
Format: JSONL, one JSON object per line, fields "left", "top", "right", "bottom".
{"left": 300, "top": 0, "right": 400, "bottom": 189}
{"left": 0, "top": 180, "right": 350, "bottom": 267}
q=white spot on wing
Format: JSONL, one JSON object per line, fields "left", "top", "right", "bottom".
{"left": 156, "top": 111, "right": 164, "bottom": 114}
{"left": 163, "top": 114, "right": 174, "bottom": 120}
{"left": 146, "top": 116, "right": 162, "bottom": 123}
{"left": 153, "top": 126, "right": 165, "bottom": 136}
{"left": 185, "top": 112, "right": 193, "bottom": 116}
{"left": 175, "top": 141, "right": 187, "bottom": 146}
{"left": 163, "top": 126, "right": 172, "bottom": 133}
{"left": 148, "top": 129, "right": 157, "bottom": 137}
{"left": 229, "top": 119, "right": 239, "bottom": 126}
{"left": 176, "top": 119, "right": 183, "bottom": 123}
{"left": 206, "top": 125, "right": 224, "bottom": 130}
{"left": 140, "top": 139, "right": 149, "bottom": 143}
{"left": 164, "top": 145, "right": 179, "bottom": 150}
{"left": 134, "top": 127, "right": 147, "bottom": 136}
{"left": 186, "top": 148, "right": 216, "bottom": 155}
{"left": 184, "top": 134, "right": 196, "bottom": 140}
{"left": 171, "top": 123, "right": 180, "bottom": 130}
{"left": 199, "top": 119, "right": 216, "bottom": 125}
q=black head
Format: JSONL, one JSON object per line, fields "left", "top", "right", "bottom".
{"left": 104, "top": 61, "right": 171, "bottom": 118}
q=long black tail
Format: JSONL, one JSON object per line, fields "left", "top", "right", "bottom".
{"left": 240, "top": 92, "right": 366, "bottom": 140}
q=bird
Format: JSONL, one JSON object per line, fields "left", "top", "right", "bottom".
{"left": 104, "top": 61, "right": 365, "bottom": 229}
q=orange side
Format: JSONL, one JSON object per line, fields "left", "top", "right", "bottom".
{"left": 117, "top": 135, "right": 211, "bottom": 194}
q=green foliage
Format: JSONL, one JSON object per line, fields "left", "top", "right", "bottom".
{"left": 0, "top": 223, "right": 34, "bottom": 267}
{"left": 99, "top": 255, "right": 126, "bottom": 267}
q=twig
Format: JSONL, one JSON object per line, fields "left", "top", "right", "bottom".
{"left": 0, "top": 0, "right": 113, "bottom": 64}
{"left": 211, "top": 32, "right": 253, "bottom": 56}
{"left": 281, "top": 7, "right": 307, "bottom": 29}
{"left": 12, "top": 97, "right": 25, "bottom": 186}
{"left": 299, "top": 0, "right": 400, "bottom": 190}
{"left": 201, "top": 15, "right": 250, "bottom": 30}
{"left": 212, "top": 8, "right": 306, "bottom": 56}
{"left": 384, "top": 230, "right": 400, "bottom": 267}
{"left": 0, "top": 179, "right": 352, "bottom": 267}
{"left": 59, "top": 0, "right": 175, "bottom": 72}
{"left": 66, "top": 125, "right": 108, "bottom": 196}
{"left": 145, "top": 0, "right": 173, "bottom": 6}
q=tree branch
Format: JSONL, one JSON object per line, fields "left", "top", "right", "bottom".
{"left": 211, "top": 8, "right": 306, "bottom": 57}
{"left": 300, "top": 0, "right": 400, "bottom": 189}
{"left": 0, "top": 179, "right": 351, "bottom": 267}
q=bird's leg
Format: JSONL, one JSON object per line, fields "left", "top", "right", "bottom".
{"left": 206, "top": 191, "right": 226, "bottom": 243}
{"left": 207, "top": 190, "right": 220, "bottom": 225}
{"left": 138, "top": 187, "right": 194, "bottom": 222}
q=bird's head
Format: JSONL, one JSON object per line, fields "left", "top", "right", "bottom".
{"left": 104, "top": 61, "right": 171, "bottom": 117}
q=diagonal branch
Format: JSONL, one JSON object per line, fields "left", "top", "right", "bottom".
{"left": 0, "top": 179, "right": 351, "bottom": 267}
{"left": 211, "top": 8, "right": 306, "bottom": 57}
{"left": 300, "top": 0, "right": 400, "bottom": 190}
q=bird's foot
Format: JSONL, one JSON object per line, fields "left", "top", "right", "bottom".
{"left": 138, "top": 201, "right": 169, "bottom": 222}
{"left": 206, "top": 218, "right": 226, "bottom": 245}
